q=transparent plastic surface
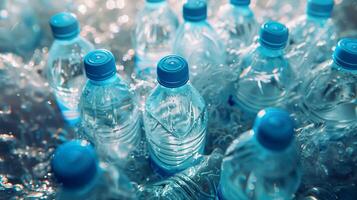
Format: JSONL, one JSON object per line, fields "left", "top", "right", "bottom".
{"left": 214, "top": 4, "right": 258, "bottom": 65}
{"left": 144, "top": 83, "right": 207, "bottom": 173}
{"left": 79, "top": 75, "right": 141, "bottom": 163}
{"left": 133, "top": 1, "right": 179, "bottom": 79}
{"left": 231, "top": 45, "right": 296, "bottom": 125}
{"left": 220, "top": 130, "right": 301, "bottom": 200}
{"left": 288, "top": 15, "right": 338, "bottom": 80}
{"left": 47, "top": 36, "right": 94, "bottom": 125}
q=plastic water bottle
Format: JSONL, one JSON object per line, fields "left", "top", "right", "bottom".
{"left": 0, "top": 0, "right": 41, "bottom": 58}
{"left": 299, "top": 38, "right": 357, "bottom": 127}
{"left": 214, "top": 0, "right": 258, "bottom": 65}
{"left": 173, "top": 0, "right": 225, "bottom": 83}
{"left": 47, "top": 12, "right": 94, "bottom": 126}
{"left": 51, "top": 140, "right": 137, "bottom": 200}
{"left": 133, "top": 0, "right": 179, "bottom": 79}
{"left": 79, "top": 49, "right": 141, "bottom": 163}
{"left": 288, "top": 0, "right": 337, "bottom": 72}
{"left": 297, "top": 39, "right": 357, "bottom": 184}
{"left": 138, "top": 149, "right": 223, "bottom": 200}
{"left": 219, "top": 108, "right": 301, "bottom": 200}
{"left": 143, "top": 55, "right": 208, "bottom": 174}
{"left": 231, "top": 21, "right": 295, "bottom": 125}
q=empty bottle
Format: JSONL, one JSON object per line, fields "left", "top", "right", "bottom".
{"left": 231, "top": 21, "right": 295, "bottom": 125}
{"left": 133, "top": 0, "right": 179, "bottom": 79}
{"left": 173, "top": 0, "right": 228, "bottom": 106}
{"left": 288, "top": 0, "right": 337, "bottom": 73}
{"left": 219, "top": 108, "right": 301, "bottom": 200}
{"left": 173, "top": 0, "right": 225, "bottom": 81}
{"left": 299, "top": 38, "right": 357, "bottom": 127}
{"left": 0, "top": 0, "right": 41, "bottom": 58}
{"left": 144, "top": 55, "right": 208, "bottom": 174}
{"left": 47, "top": 12, "right": 94, "bottom": 126}
{"left": 214, "top": 0, "right": 258, "bottom": 65}
{"left": 79, "top": 49, "right": 141, "bottom": 163}
{"left": 297, "top": 39, "right": 357, "bottom": 184}
{"left": 51, "top": 140, "right": 137, "bottom": 200}
{"left": 138, "top": 149, "right": 223, "bottom": 200}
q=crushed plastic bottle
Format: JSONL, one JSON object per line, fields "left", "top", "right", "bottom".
{"left": 51, "top": 140, "right": 137, "bottom": 200}
{"left": 133, "top": 0, "right": 179, "bottom": 80}
{"left": 79, "top": 49, "right": 141, "bottom": 164}
{"left": 47, "top": 12, "right": 94, "bottom": 126}
{"left": 219, "top": 108, "right": 301, "bottom": 200}
{"left": 214, "top": 0, "right": 258, "bottom": 65}
{"left": 138, "top": 148, "right": 223, "bottom": 200}
{"left": 144, "top": 55, "right": 207, "bottom": 174}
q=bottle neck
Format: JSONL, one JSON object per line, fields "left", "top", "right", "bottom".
{"left": 145, "top": 0, "right": 167, "bottom": 8}
{"left": 332, "top": 62, "right": 357, "bottom": 75}
{"left": 157, "top": 82, "right": 189, "bottom": 92}
{"left": 257, "top": 45, "right": 285, "bottom": 58}
{"left": 306, "top": 14, "right": 329, "bottom": 24}
{"left": 54, "top": 35, "right": 81, "bottom": 45}
{"left": 89, "top": 74, "right": 119, "bottom": 86}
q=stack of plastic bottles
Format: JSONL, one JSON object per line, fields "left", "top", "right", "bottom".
{"left": 1, "top": 0, "right": 357, "bottom": 199}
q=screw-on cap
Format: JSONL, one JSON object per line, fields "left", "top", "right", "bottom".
{"left": 84, "top": 49, "right": 117, "bottom": 81}
{"left": 183, "top": 0, "right": 207, "bottom": 22}
{"left": 157, "top": 55, "right": 189, "bottom": 88}
{"left": 259, "top": 21, "right": 289, "bottom": 50}
{"left": 333, "top": 38, "right": 357, "bottom": 71}
{"left": 230, "top": 0, "right": 250, "bottom": 6}
{"left": 254, "top": 108, "right": 295, "bottom": 151}
{"left": 51, "top": 140, "right": 98, "bottom": 189}
{"left": 50, "top": 12, "right": 80, "bottom": 40}
{"left": 307, "top": 0, "right": 334, "bottom": 18}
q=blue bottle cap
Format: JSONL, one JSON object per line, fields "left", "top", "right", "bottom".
{"left": 307, "top": 0, "right": 334, "bottom": 18}
{"left": 230, "top": 0, "right": 250, "bottom": 6}
{"left": 84, "top": 49, "right": 117, "bottom": 81}
{"left": 254, "top": 108, "right": 295, "bottom": 151}
{"left": 333, "top": 38, "right": 357, "bottom": 71}
{"left": 51, "top": 140, "right": 98, "bottom": 189}
{"left": 49, "top": 12, "right": 80, "bottom": 40}
{"left": 259, "top": 21, "right": 289, "bottom": 50}
{"left": 157, "top": 55, "right": 189, "bottom": 88}
{"left": 183, "top": 0, "right": 207, "bottom": 22}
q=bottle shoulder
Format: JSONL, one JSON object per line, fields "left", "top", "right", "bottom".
{"left": 80, "top": 77, "right": 137, "bottom": 107}
{"left": 48, "top": 37, "right": 94, "bottom": 60}
{"left": 145, "top": 83, "right": 206, "bottom": 112}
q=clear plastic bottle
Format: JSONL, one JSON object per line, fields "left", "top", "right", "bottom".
{"left": 219, "top": 108, "right": 301, "bottom": 200}
{"left": 47, "top": 12, "right": 94, "bottom": 126}
{"left": 138, "top": 149, "right": 223, "bottom": 200}
{"left": 0, "top": 0, "right": 41, "bottom": 58}
{"left": 79, "top": 49, "right": 141, "bottom": 163}
{"left": 297, "top": 39, "right": 357, "bottom": 185}
{"left": 51, "top": 140, "right": 137, "bottom": 200}
{"left": 173, "top": 0, "right": 225, "bottom": 82}
{"left": 143, "top": 55, "right": 208, "bottom": 174}
{"left": 299, "top": 38, "right": 357, "bottom": 128}
{"left": 231, "top": 21, "right": 295, "bottom": 125}
{"left": 288, "top": 0, "right": 338, "bottom": 74}
{"left": 133, "top": 0, "right": 179, "bottom": 80}
{"left": 214, "top": 0, "right": 258, "bottom": 65}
